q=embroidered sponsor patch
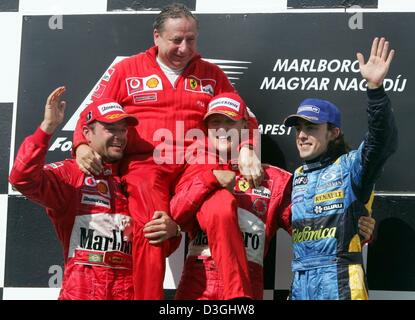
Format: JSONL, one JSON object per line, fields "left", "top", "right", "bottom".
{"left": 314, "top": 202, "right": 344, "bottom": 214}
{"left": 252, "top": 187, "right": 271, "bottom": 199}
{"left": 202, "top": 83, "right": 214, "bottom": 95}
{"left": 292, "top": 226, "right": 337, "bottom": 243}
{"left": 294, "top": 175, "right": 308, "bottom": 186}
{"left": 96, "top": 180, "right": 110, "bottom": 197}
{"left": 98, "top": 102, "right": 123, "bottom": 115}
{"left": 209, "top": 97, "right": 240, "bottom": 112}
{"left": 237, "top": 179, "right": 250, "bottom": 192}
{"left": 146, "top": 77, "right": 159, "bottom": 88}
{"left": 84, "top": 176, "right": 97, "bottom": 187}
{"left": 88, "top": 253, "right": 103, "bottom": 263}
{"left": 126, "top": 75, "right": 163, "bottom": 95}
{"left": 320, "top": 171, "right": 339, "bottom": 182}
{"left": 293, "top": 187, "right": 306, "bottom": 194}
{"left": 298, "top": 105, "right": 320, "bottom": 114}
{"left": 252, "top": 198, "right": 267, "bottom": 216}
{"left": 189, "top": 78, "right": 198, "bottom": 89}
{"left": 102, "top": 67, "right": 115, "bottom": 82}
{"left": 292, "top": 194, "right": 304, "bottom": 204}
{"left": 316, "top": 179, "right": 343, "bottom": 191}
{"left": 314, "top": 190, "right": 344, "bottom": 203}
{"left": 92, "top": 83, "right": 106, "bottom": 98}
{"left": 185, "top": 76, "right": 216, "bottom": 96}
{"left": 81, "top": 194, "right": 111, "bottom": 208}
{"left": 133, "top": 93, "right": 157, "bottom": 104}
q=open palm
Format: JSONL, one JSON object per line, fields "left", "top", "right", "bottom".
{"left": 41, "top": 86, "right": 66, "bottom": 134}
{"left": 357, "top": 37, "right": 395, "bottom": 89}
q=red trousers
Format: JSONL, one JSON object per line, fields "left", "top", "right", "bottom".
{"left": 121, "top": 154, "right": 252, "bottom": 300}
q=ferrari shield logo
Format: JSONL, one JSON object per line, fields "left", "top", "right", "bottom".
{"left": 190, "top": 78, "right": 198, "bottom": 89}
{"left": 238, "top": 180, "right": 250, "bottom": 192}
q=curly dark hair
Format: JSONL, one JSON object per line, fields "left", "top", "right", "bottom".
{"left": 153, "top": 3, "right": 198, "bottom": 33}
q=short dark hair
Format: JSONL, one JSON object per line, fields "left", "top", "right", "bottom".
{"left": 326, "top": 123, "right": 350, "bottom": 160}
{"left": 153, "top": 3, "right": 198, "bottom": 33}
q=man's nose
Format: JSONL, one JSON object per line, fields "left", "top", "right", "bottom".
{"left": 297, "top": 129, "right": 307, "bottom": 139}
{"left": 178, "top": 40, "right": 189, "bottom": 53}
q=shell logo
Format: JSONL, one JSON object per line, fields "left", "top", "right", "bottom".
{"left": 97, "top": 181, "right": 109, "bottom": 195}
{"left": 146, "top": 77, "right": 159, "bottom": 88}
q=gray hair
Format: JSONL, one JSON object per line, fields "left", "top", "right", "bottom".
{"left": 153, "top": 3, "right": 198, "bottom": 33}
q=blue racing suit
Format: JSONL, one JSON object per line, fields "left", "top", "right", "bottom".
{"left": 290, "top": 86, "right": 398, "bottom": 300}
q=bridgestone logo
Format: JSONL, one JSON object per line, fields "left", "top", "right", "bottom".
{"left": 81, "top": 194, "right": 110, "bottom": 208}
{"left": 98, "top": 103, "right": 123, "bottom": 115}
{"left": 209, "top": 98, "right": 240, "bottom": 112}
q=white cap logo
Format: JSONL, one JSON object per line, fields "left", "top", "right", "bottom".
{"left": 209, "top": 98, "right": 240, "bottom": 112}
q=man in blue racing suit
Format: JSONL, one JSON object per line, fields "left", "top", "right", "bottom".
{"left": 283, "top": 37, "right": 398, "bottom": 300}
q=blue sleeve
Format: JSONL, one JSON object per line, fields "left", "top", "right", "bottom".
{"left": 351, "top": 86, "right": 398, "bottom": 203}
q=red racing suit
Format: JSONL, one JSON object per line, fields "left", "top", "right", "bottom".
{"left": 9, "top": 128, "right": 134, "bottom": 300}
{"left": 73, "top": 46, "right": 256, "bottom": 299}
{"left": 172, "top": 164, "right": 292, "bottom": 300}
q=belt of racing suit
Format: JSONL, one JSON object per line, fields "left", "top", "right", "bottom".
{"left": 292, "top": 252, "right": 363, "bottom": 272}
{"left": 73, "top": 249, "right": 132, "bottom": 270}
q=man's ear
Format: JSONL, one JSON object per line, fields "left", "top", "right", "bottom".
{"left": 153, "top": 29, "right": 160, "bottom": 45}
{"left": 329, "top": 127, "right": 341, "bottom": 141}
{"left": 82, "top": 125, "right": 91, "bottom": 142}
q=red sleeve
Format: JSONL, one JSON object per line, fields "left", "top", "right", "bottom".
{"left": 170, "top": 164, "right": 223, "bottom": 232}
{"left": 276, "top": 178, "right": 293, "bottom": 235}
{"left": 72, "top": 60, "right": 127, "bottom": 151}
{"left": 266, "top": 169, "right": 293, "bottom": 248}
{"left": 9, "top": 127, "right": 77, "bottom": 212}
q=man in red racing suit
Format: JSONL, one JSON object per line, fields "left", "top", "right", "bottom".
{"left": 168, "top": 92, "right": 290, "bottom": 299}
{"left": 72, "top": 4, "right": 261, "bottom": 299}
{"left": 9, "top": 87, "right": 177, "bottom": 299}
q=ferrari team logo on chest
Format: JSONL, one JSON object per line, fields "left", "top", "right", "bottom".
{"left": 190, "top": 78, "right": 198, "bottom": 89}
{"left": 238, "top": 180, "right": 250, "bottom": 192}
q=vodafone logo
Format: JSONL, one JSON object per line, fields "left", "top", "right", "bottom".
{"left": 129, "top": 78, "right": 141, "bottom": 89}
{"left": 84, "top": 176, "right": 97, "bottom": 187}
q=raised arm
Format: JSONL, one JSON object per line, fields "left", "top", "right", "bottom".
{"left": 352, "top": 37, "right": 398, "bottom": 202}
{"left": 9, "top": 87, "right": 76, "bottom": 210}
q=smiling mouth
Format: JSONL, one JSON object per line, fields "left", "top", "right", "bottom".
{"left": 109, "top": 143, "right": 123, "bottom": 150}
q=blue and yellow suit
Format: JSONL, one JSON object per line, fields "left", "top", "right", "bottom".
{"left": 290, "top": 87, "right": 398, "bottom": 300}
